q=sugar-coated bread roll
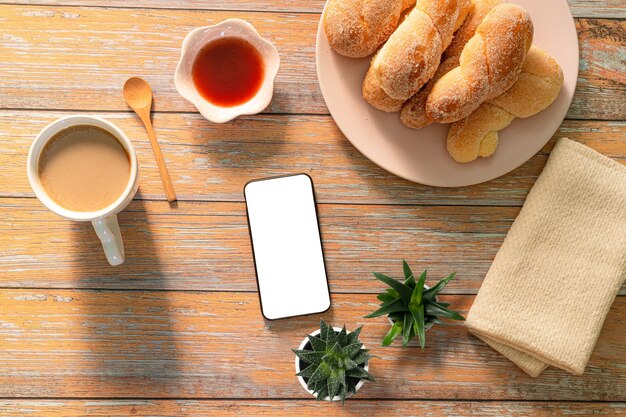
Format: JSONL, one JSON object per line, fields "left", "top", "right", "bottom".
{"left": 362, "top": 0, "right": 470, "bottom": 110}
{"left": 447, "top": 46, "right": 564, "bottom": 163}
{"left": 362, "top": 58, "right": 406, "bottom": 112}
{"left": 323, "top": 0, "right": 415, "bottom": 58}
{"left": 426, "top": 3, "right": 534, "bottom": 123}
{"left": 444, "top": 0, "right": 505, "bottom": 60}
{"left": 400, "top": 56, "right": 460, "bottom": 128}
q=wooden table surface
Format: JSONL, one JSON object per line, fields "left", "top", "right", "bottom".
{"left": 0, "top": 0, "right": 624, "bottom": 415}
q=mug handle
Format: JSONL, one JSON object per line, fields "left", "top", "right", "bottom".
{"left": 91, "top": 215, "right": 125, "bottom": 266}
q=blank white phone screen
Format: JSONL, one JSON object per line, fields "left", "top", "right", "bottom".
{"left": 244, "top": 174, "right": 330, "bottom": 320}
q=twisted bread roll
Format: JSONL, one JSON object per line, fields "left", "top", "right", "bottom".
{"left": 426, "top": 3, "right": 533, "bottom": 123}
{"left": 447, "top": 46, "right": 564, "bottom": 163}
{"left": 362, "top": 65, "right": 406, "bottom": 112}
{"left": 444, "top": 0, "right": 504, "bottom": 60}
{"left": 362, "top": 0, "right": 470, "bottom": 110}
{"left": 400, "top": 56, "right": 459, "bottom": 128}
{"left": 400, "top": 0, "right": 495, "bottom": 126}
{"left": 323, "top": 0, "right": 415, "bottom": 58}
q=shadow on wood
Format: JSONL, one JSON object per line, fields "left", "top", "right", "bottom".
{"left": 69, "top": 197, "right": 182, "bottom": 395}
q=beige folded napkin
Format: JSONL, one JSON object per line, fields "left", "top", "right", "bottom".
{"left": 467, "top": 138, "right": 626, "bottom": 377}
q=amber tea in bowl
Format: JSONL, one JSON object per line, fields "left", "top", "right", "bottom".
{"left": 192, "top": 37, "right": 265, "bottom": 107}
{"left": 174, "top": 19, "right": 280, "bottom": 123}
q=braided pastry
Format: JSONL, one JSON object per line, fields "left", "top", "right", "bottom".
{"left": 447, "top": 46, "right": 564, "bottom": 163}
{"left": 426, "top": 3, "right": 534, "bottom": 123}
{"left": 444, "top": 0, "right": 505, "bottom": 60}
{"left": 400, "top": 56, "right": 460, "bottom": 128}
{"left": 362, "top": 0, "right": 470, "bottom": 110}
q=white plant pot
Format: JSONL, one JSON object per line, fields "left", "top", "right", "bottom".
{"left": 295, "top": 326, "right": 369, "bottom": 402}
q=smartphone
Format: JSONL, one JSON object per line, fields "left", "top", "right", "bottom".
{"left": 244, "top": 174, "right": 331, "bottom": 320}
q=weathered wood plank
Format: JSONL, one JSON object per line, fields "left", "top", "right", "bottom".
{"left": 0, "top": 199, "right": 512, "bottom": 293}
{"left": 567, "top": 0, "right": 626, "bottom": 18}
{"left": 2, "top": 198, "right": 625, "bottom": 294}
{"left": 0, "top": 0, "right": 623, "bottom": 18}
{"left": 0, "top": 6, "right": 623, "bottom": 119}
{"left": 0, "top": 400, "right": 624, "bottom": 416}
{"left": 1, "top": 111, "right": 624, "bottom": 205}
{"left": 0, "top": 7, "right": 320, "bottom": 114}
{"left": 0, "top": 291, "right": 623, "bottom": 400}
{"left": 575, "top": 19, "right": 626, "bottom": 121}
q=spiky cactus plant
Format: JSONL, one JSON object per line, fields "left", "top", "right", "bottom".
{"left": 293, "top": 320, "right": 374, "bottom": 404}
{"left": 365, "top": 261, "right": 465, "bottom": 348}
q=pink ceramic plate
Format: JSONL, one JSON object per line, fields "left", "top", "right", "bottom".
{"left": 315, "top": 0, "right": 579, "bottom": 187}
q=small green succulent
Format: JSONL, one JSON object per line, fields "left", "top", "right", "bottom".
{"left": 293, "top": 320, "right": 374, "bottom": 404}
{"left": 365, "top": 261, "right": 465, "bottom": 348}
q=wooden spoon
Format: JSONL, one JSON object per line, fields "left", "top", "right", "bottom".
{"left": 123, "top": 77, "right": 177, "bottom": 203}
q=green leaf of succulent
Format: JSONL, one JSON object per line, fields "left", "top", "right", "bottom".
{"left": 293, "top": 350, "right": 325, "bottom": 364}
{"left": 364, "top": 298, "right": 406, "bottom": 318}
{"left": 386, "top": 288, "right": 400, "bottom": 299}
{"left": 376, "top": 292, "right": 395, "bottom": 303}
{"left": 339, "top": 383, "right": 347, "bottom": 405}
{"left": 407, "top": 280, "right": 424, "bottom": 331}
{"left": 379, "top": 296, "right": 402, "bottom": 308}
{"left": 309, "top": 380, "right": 321, "bottom": 396}
{"left": 308, "top": 361, "right": 332, "bottom": 386}
{"left": 337, "top": 326, "right": 348, "bottom": 346}
{"left": 327, "top": 372, "right": 341, "bottom": 400}
{"left": 402, "top": 313, "right": 413, "bottom": 348}
{"left": 347, "top": 326, "right": 362, "bottom": 344}
{"left": 351, "top": 350, "right": 372, "bottom": 365}
{"left": 413, "top": 270, "right": 427, "bottom": 305}
{"left": 326, "top": 327, "right": 338, "bottom": 346}
{"left": 411, "top": 303, "right": 426, "bottom": 349}
{"left": 402, "top": 260, "right": 415, "bottom": 286}
{"left": 423, "top": 272, "right": 455, "bottom": 300}
{"left": 319, "top": 320, "right": 330, "bottom": 341}
{"left": 343, "top": 357, "right": 358, "bottom": 370}
{"left": 336, "top": 368, "right": 346, "bottom": 385}
{"left": 388, "top": 312, "right": 403, "bottom": 322}
{"left": 372, "top": 272, "right": 413, "bottom": 304}
{"left": 425, "top": 301, "right": 465, "bottom": 321}
{"left": 307, "top": 335, "right": 326, "bottom": 352}
{"left": 346, "top": 366, "right": 373, "bottom": 380}
{"left": 316, "top": 386, "right": 329, "bottom": 401}
{"left": 296, "top": 364, "right": 317, "bottom": 378}
{"left": 342, "top": 342, "right": 363, "bottom": 358}
{"left": 382, "top": 320, "right": 403, "bottom": 346}
{"left": 323, "top": 342, "right": 341, "bottom": 366}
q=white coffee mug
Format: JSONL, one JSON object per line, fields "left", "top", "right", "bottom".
{"left": 27, "top": 115, "right": 139, "bottom": 266}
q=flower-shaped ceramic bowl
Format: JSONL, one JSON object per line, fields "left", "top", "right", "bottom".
{"left": 174, "top": 19, "right": 280, "bottom": 123}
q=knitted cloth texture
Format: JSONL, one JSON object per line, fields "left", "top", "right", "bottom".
{"left": 466, "top": 138, "right": 626, "bottom": 377}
